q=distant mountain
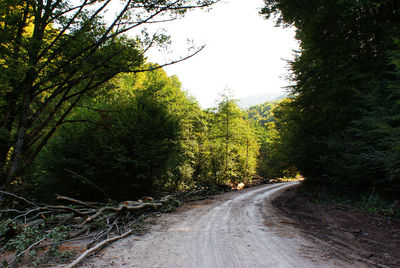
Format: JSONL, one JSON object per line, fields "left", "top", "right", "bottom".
{"left": 237, "top": 93, "right": 286, "bottom": 109}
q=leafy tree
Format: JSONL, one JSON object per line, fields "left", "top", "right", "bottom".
{"left": 0, "top": 0, "right": 218, "bottom": 189}
{"left": 247, "top": 101, "right": 276, "bottom": 127}
{"left": 247, "top": 100, "right": 296, "bottom": 178}
{"left": 262, "top": 0, "right": 400, "bottom": 195}
{"left": 29, "top": 66, "right": 203, "bottom": 201}
{"left": 204, "top": 91, "right": 259, "bottom": 184}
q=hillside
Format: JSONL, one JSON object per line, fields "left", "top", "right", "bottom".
{"left": 238, "top": 93, "right": 286, "bottom": 109}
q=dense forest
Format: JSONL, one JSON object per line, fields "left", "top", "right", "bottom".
{"left": 2, "top": 0, "right": 400, "bottom": 265}
{"left": 24, "top": 70, "right": 268, "bottom": 202}
{"left": 0, "top": 0, "right": 297, "bottom": 204}
{"left": 1, "top": 0, "right": 400, "bottom": 203}
{"left": 2, "top": 61, "right": 283, "bottom": 202}
{"left": 261, "top": 0, "right": 400, "bottom": 199}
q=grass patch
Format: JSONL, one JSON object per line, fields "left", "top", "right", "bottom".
{"left": 299, "top": 182, "right": 400, "bottom": 218}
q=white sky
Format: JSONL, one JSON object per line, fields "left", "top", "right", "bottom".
{"left": 144, "top": 0, "right": 299, "bottom": 108}
{"left": 107, "top": 0, "right": 299, "bottom": 108}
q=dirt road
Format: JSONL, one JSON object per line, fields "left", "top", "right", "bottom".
{"left": 83, "top": 182, "right": 366, "bottom": 267}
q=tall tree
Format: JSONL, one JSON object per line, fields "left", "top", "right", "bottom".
{"left": 0, "top": 0, "right": 218, "bottom": 188}
{"left": 247, "top": 100, "right": 295, "bottom": 178}
{"left": 262, "top": 0, "right": 400, "bottom": 194}
{"left": 206, "top": 91, "right": 259, "bottom": 184}
{"left": 29, "top": 66, "right": 205, "bottom": 201}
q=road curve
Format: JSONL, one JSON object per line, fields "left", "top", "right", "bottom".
{"left": 83, "top": 182, "right": 353, "bottom": 267}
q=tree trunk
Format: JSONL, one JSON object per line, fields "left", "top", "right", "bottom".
{"left": 4, "top": 89, "right": 31, "bottom": 188}
{"left": 225, "top": 104, "right": 230, "bottom": 180}
{"left": 244, "top": 138, "right": 249, "bottom": 181}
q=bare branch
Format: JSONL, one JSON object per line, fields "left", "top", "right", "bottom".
{"left": 0, "top": 209, "right": 25, "bottom": 214}
{"left": 56, "top": 194, "right": 92, "bottom": 207}
{"left": 80, "top": 202, "right": 162, "bottom": 226}
{"left": 126, "top": 45, "right": 206, "bottom": 73}
{"left": 46, "top": 205, "right": 96, "bottom": 215}
{"left": 38, "top": 0, "right": 91, "bottom": 60}
{"left": 46, "top": 0, "right": 98, "bottom": 23}
{"left": 27, "top": 43, "right": 129, "bottom": 143}
{"left": 0, "top": 190, "right": 40, "bottom": 207}
{"left": 55, "top": 194, "right": 105, "bottom": 207}
{"left": 59, "top": 119, "right": 95, "bottom": 125}
{"left": 64, "top": 169, "right": 111, "bottom": 200}
{"left": 35, "top": 0, "right": 179, "bottom": 84}
{"left": 115, "top": 17, "right": 178, "bottom": 26}
{"left": 66, "top": 229, "right": 140, "bottom": 268}
{"left": 75, "top": 105, "right": 119, "bottom": 113}
{"left": 40, "top": 0, "right": 114, "bottom": 66}
{"left": 9, "top": 237, "right": 47, "bottom": 268}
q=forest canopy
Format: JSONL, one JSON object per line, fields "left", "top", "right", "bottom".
{"left": 261, "top": 0, "right": 400, "bottom": 197}
{"left": 2, "top": 0, "right": 399, "bottom": 204}
{"left": 14, "top": 70, "right": 269, "bottom": 202}
{"left": 3, "top": 1, "right": 400, "bottom": 266}
{"left": 0, "top": 0, "right": 218, "bottom": 190}
{"left": 1, "top": 0, "right": 288, "bottom": 204}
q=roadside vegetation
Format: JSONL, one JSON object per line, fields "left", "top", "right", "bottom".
{"left": 1, "top": 0, "right": 400, "bottom": 266}
{"left": 261, "top": 0, "right": 400, "bottom": 210}
{"left": 0, "top": 0, "right": 291, "bottom": 265}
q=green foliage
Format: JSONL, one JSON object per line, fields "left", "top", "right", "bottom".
{"left": 199, "top": 90, "right": 259, "bottom": 184}
{"left": 247, "top": 101, "right": 276, "bottom": 127}
{"left": 301, "top": 183, "right": 400, "bottom": 218}
{"left": 1, "top": 222, "right": 72, "bottom": 265}
{"left": 0, "top": 218, "right": 17, "bottom": 236}
{"left": 28, "top": 67, "right": 197, "bottom": 201}
{"left": 48, "top": 226, "right": 70, "bottom": 242}
{"left": 0, "top": 0, "right": 217, "bottom": 188}
{"left": 24, "top": 75, "right": 263, "bottom": 200}
{"left": 262, "top": 0, "right": 400, "bottom": 197}
{"left": 4, "top": 225, "right": 43, "bottom": 254}
{"left": 0, "top": 0, "right": 145, "bottom": 187}
{"left": 161, "top": 199, "right": 183, "bottom": 213}
{"left": 246, "top": 100, "right": 297, "bottom": 178}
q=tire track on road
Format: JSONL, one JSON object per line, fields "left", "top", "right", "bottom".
{"left": 82, "top": 182, "right": 362, "bottom": 268}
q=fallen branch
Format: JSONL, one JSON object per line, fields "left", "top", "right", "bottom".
{"left": 0, "top": 190, "right": 40, "bottom": 207}
{"left": 64, "top": 169, "right": 111, "bottom": 200}
{"left": 8, "top": 236, "right": 46, "bottom": 268}
{"left": 81, "top": 202, "right": 162, "bottom": 226}
{"left": 55, "top": 194, "right": 93, "bottom": 207}
{"left": 0, "top": 208, "right": 24, "bottom": 214}
{"left": 47, "top": 205, "right": 95, "bottom": 215}
{"left": 0, "top": 191, "right": 171, "bottom": 267}
{"left": 69, "top": 225, "right": 91, "bottom": 239}
{"left": 66, "top": 229, "right": 139, "bottom": 268}
{"left": 36, "top": 235, "right": 93, "bottom": 250}
{"left": 11, "top": 205, "right": 94, "bottom": 223}
{"left": 89, "top": 218, "right": 119, "bottom": 247}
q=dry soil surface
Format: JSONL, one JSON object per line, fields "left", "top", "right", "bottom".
{"left": 273, "top": 186, "right": 400, "bottom": 268}
{"left": 81, "top": 182, "right": 369, "bottom": 268}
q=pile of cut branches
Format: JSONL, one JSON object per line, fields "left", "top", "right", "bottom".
{"left": 0, "top": 191, "right": 167, "bottom": 267}
{"left": 0, "top": 184, "right": 242, "bottom": 267}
